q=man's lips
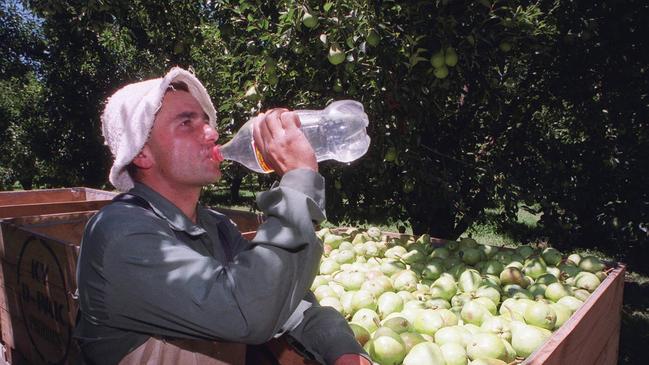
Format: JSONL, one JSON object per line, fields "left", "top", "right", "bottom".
{"left": 211, "top": 145, "right": 224, "bottom": 163}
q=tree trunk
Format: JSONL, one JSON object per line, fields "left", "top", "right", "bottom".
{"left": 230, "top": 174, "right": 242, "bottom": 203}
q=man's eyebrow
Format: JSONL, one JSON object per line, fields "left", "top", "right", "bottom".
{"left": 174, "top": 111, "right": 209, "bottom": 121}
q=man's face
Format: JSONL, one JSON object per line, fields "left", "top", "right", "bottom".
{"left": 145, "top": 90, "right": 221, "bottom": 188}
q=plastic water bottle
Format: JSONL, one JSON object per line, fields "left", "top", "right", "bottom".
{"left": 213, "top": 100, "right": 371, "bottom": 173}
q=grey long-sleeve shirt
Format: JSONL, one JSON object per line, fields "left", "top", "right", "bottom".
{"left": 74, "top": 169, "right": 366, "bottom": 364}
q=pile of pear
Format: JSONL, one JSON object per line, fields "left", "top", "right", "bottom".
{"left": 313, "top": 227, "right": 609, "bottom": 365}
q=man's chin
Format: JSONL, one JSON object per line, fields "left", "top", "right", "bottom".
{"left": 189, "top": 170, "right": 221, "bottom": 187}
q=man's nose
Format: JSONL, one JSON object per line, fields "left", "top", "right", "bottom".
{"left": 204, "top": 124, "right": 219, "bottom": 143}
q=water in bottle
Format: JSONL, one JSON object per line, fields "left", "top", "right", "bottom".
{"left": 213, "top": 100, "right": 371, "bottom": 173}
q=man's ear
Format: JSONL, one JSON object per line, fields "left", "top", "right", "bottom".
{"left": 131, "top": 145, "right": 154, "bottom": 169}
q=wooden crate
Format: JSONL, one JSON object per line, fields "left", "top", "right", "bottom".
{"left": 0, "top": 187, "right": 117, "bottom": 357}
{"left": 0, "top": 211, "right": 93, "bottom": 364}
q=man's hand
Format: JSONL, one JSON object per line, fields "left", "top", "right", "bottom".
{"left": 333, "top": 353, "right": 373, "bottom": 365}
{"left": 252, "top": 108, "right": 317, "bottom": 175}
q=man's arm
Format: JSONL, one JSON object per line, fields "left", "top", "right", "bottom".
{"left": 286, "top": 292, "right": 372, "bottom": 365}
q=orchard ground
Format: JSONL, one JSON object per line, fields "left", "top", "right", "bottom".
{"left": 211, "top": 187, "right": 649, "bottom": 365}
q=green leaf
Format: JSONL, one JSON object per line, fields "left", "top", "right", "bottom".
{"left": 409, "top": 55, "right": 428, "bottom": 67}
{"left": 346, "top": 36, "right": 354, "bottom": 48}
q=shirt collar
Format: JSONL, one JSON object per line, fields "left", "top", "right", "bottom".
{"left": 129, "top": 182, "right": 207, "bottom": 236}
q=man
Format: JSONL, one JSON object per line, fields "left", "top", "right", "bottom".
{"left": 74, "top": 67, "right": 371, "bottom": 365}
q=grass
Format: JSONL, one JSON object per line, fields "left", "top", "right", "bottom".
{"left": 201, "top": 187, "right": 257, "bottom": 211}
{"left": 465, "top": 205, "right": 545, "bottom": 248}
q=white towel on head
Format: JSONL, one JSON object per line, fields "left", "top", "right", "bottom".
{"left": 101, "top": 67, "right": 217, "bottom": 192}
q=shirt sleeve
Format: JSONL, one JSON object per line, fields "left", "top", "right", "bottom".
{"left": 78, "top": 169, "right": 326, "bottom": 345}
{"left": 286, "top": 292, "right": 371, "bottom": 365}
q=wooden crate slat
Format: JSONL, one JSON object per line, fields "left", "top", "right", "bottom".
{"left": 0, "top": 188, "right": 87, "bottom": 206}
{"left": 79, "top": 188, "right": 117, "bottom": 201}
{"left": 0, "top": 269, "right": 4, "bottom": 306}
{"left": 1, "top": 307, "right": 16, "bottom": 352}
{"left": 0, "top": 187, "right": 116, "bottom": 220}
{"left": 21, "top": 215, "right": 91, "bottom": 246}
{"left": 0, "top": 187, "right": 117, "bottom": 206}
{"left": 0, "top": 200, "right": 111, "bottom": 219}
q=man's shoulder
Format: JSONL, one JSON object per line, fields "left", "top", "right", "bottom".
{"left": 96, "top": 198, "right": 158, "bottom": 220}
{"left": 86, "top": 200, "right": 169, "bottom": 239}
